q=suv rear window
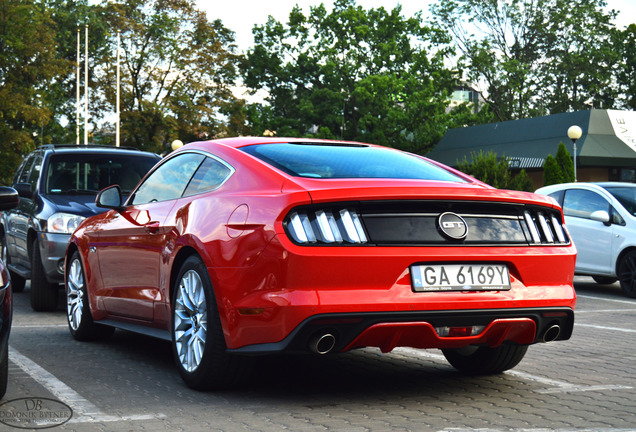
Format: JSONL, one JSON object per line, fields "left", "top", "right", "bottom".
{"left": 45, "top": 153, "right": 158, "bottom": 194}
{"left": 240, "top": 143, "right": 465, "bottom": 181}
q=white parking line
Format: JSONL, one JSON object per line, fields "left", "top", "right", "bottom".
{"left": 575, "top": 323, "right": 636, "bottom": 333}
{"left": 576, "top": 309, "right": 636, "bottom": 313}
{"left": 393, "top": 347, "right": 632, "bottom": 394}
{"left": 9, "top": 347, "right": 166, "bottom": 424}
{"left": 437, "top": 429, "right": 636, "bottom": 432}
{"left": 577, "top": 294, "right": 636, "bottom": 305}
{"left": 11, "top": 324, "right": 68, "bottom": 328}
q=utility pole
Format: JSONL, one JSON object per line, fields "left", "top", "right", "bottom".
{"left": 84, "top": 24, "right": 89, "bottom": 146}
{"left": 76, "top": 28, "right": 80, "bottom": 145}
{"left": 116, "top": 30, "right": 121, "bottom": 147}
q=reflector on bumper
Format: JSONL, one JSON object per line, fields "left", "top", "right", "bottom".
{"left": 343, "top": 318, "right": 537, "bottom": 353}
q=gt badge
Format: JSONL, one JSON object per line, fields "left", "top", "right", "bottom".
{"left": 437, "top": 212, "right": 468, "bottom": 240}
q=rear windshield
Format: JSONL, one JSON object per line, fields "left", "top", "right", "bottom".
{"left": 240, "top": 143, "right": 465, "bottom": 182}
{"left": 45, "top": 153, "right": 159, "bottom": 195}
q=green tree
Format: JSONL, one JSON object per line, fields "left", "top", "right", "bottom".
{"left": 242, "top": 0, "right": 462, "bottom": 154}
{"left": 457, "top": 150, "right": 532, "bottom": 191}
{"left": 542, "top": 142, "right": 574, "bottom": 186}
{"left": 432, "top": 0, "right": 619, "bottom": 121}
{"left": 555, "top": 141, "right": 575, "bottom": 182}
{"left": 42, "top": 0, "right": 112, "bottom": 144}
{"left": 542, "top": 154, "right": 562, "bottom": 186}
{"left": 615, "top": 24, "right": 636, "bottom": 110}
{"left": 0, "top": 0, "right": 67, "bottom": 185}
{"left": 508, "top": 169, "right": 534, "bottom": 192}
{"left": 99, "top": 0, "right": 242, "bottom": 153}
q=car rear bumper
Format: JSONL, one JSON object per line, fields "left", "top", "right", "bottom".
{"left": 212, "top": 237, "right": 577, "bottom": 351}
{"left": 227, "top": 307, "right": 574, "bottom": 355}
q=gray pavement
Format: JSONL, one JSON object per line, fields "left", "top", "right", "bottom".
{"left": 3, "top": 277, "right": 636, "bottom": 431}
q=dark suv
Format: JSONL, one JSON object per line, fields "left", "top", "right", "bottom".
{"left": 0, "top": 145, "right": 161, "bottom": 311}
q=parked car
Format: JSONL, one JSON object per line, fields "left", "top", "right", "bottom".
{"left": 536, "top": 182, "right": 636, "bottom": 298}
{"left": 0, "top": 186, "right": 19, "bottom": 399}
{"left": 67, "top": 137, "right": 576, "bottom": 390}
{"left": 0, "top": 145, "right": 161, "bottom": 312}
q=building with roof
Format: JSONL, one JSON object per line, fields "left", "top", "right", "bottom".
{"left": 427, "top": 109, "right": 636, "bottom": 188}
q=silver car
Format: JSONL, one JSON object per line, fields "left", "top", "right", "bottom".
{"left": 535, "top": 182, "right": 636, "bottom": 298}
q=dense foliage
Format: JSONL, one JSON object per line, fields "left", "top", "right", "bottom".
{"left": 543, "top": 142, "right": 576, "bottom": 186}
{"left": 458, "top": 150, "right": 534, "bottom": 191}
{"left": 0, "top": 0, "right": 66, "bottom": 184}
{"left": 431, "top": 0, "right": 624, "bottom": 121}
{"left": 0, "top": 0, "right": 633, "bottom": 185}
{"left": 241, "top": 0, "right": 480, "bottom": 154}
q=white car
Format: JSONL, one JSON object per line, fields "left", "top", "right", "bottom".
{"left": 535, "top": 182, "right": 636, "bottom": 298}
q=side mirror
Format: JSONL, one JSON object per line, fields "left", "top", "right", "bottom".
{"left": 590, "top": 210, "right": 610, "bottom": 225}
{"left": 96, "top": 185, "right": 124, "bottom": 211}
{"left": 0, "top": 186, "right": 19, "bottom": 210}
{"left": 13, "top": 183, "right": 33, "bottom": 199}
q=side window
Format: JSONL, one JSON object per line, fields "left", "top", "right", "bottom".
{"left": 611, "top": 207, "right": 625, "bottom": 225}
{"left": 15, "top": 154, "right": 35, "bottom": 185}
{"left": 183, "top": 157, "right": 232, "bottom": 197}
{"left": 27, "top": 156, "right": 42, "bottom": 191}
{"left": 562, "top": 189, "right": 610, "bottom": 220}
{"left": 131, "top": 153, "right": 205, "bottom": 205}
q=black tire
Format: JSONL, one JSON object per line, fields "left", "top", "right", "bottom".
{"left": 0, "top": 343, "right": 7, "bottom": 400}
{"left": 592, "top": 276, "right": 617, "bottom": 285}
{"left": 9, "top": 272, "right": 25, "bottom": 293}
{"left": 442, "top": 344, "right": 528, "bottom": 375}
{"left": 66, "top": 251, "right": 115, "bottom": 341}
{"left": 1, "top": 234, "right": 24, "bottom": 293}
{"left": 171, "top": 255, "right": 252, "bottom": 390}
{"left": 618, "top": 250, "right": 636, "bottom": 298}
{"left": 30, "top": 241, "right": 59, "bottom": 312}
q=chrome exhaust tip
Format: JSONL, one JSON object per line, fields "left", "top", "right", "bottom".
{"left": 543, "top": 325, "right": 561, "bottom": 342}
{"left": 309, "top": 333, "right": 336, "bottom": 355}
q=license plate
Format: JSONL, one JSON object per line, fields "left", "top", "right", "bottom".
{"left": 411, "top": 263, "right": 511, "bottom": 292}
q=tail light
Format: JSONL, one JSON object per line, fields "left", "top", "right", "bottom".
{"left": 287, "top": 209, "right": 368, "bottom": 244}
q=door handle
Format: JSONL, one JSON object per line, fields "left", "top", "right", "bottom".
{"left": 144, "top": 221, "right": 160, "bottom": 234}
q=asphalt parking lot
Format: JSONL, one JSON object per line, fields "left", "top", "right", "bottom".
{"left": 3, "top": 277, "right": 636, "bottom": 431}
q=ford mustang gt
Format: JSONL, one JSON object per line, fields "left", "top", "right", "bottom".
{"left": 66, "top": 137, "right": 576, "bottom": 390}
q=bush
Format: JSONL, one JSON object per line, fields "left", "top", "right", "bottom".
{"left": 458, "top": 150, "right": 533, "bottom": 192}
{"left": 543, "top": 142, "right": 574, "bottom": 186}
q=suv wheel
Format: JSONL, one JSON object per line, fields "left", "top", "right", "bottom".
{"left": 30, "top": 240, "right": 59, "bottom": 312}
{"left": 1, "top": 234, "right": 25, "bottom": 292}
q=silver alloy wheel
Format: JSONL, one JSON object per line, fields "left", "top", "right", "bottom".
{"left": 174, "top": 270, "right": 208, "bottom": 372}
{"left": 66, "top": 258, "right": 85, "bottom": 331}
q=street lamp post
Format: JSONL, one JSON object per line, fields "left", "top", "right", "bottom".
{"left": 567, "top": 125, "right": 583, "bottom": 182}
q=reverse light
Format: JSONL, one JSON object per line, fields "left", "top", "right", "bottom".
{"left": 47, "top": 212, "right": 86, "bottom": 234}
{"left": 435, "top": 325, "right": 486, "bottom": 337}
{"left": 287, "top": 208, "right": 368, "bottom": 244}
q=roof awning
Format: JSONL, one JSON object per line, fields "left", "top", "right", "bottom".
{"left": 428, "top": 109, "right": 636, "bottom": 169}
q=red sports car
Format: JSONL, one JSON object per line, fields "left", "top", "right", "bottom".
{"left": 66, "top": 137, "right": 576, "bottom": 390}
